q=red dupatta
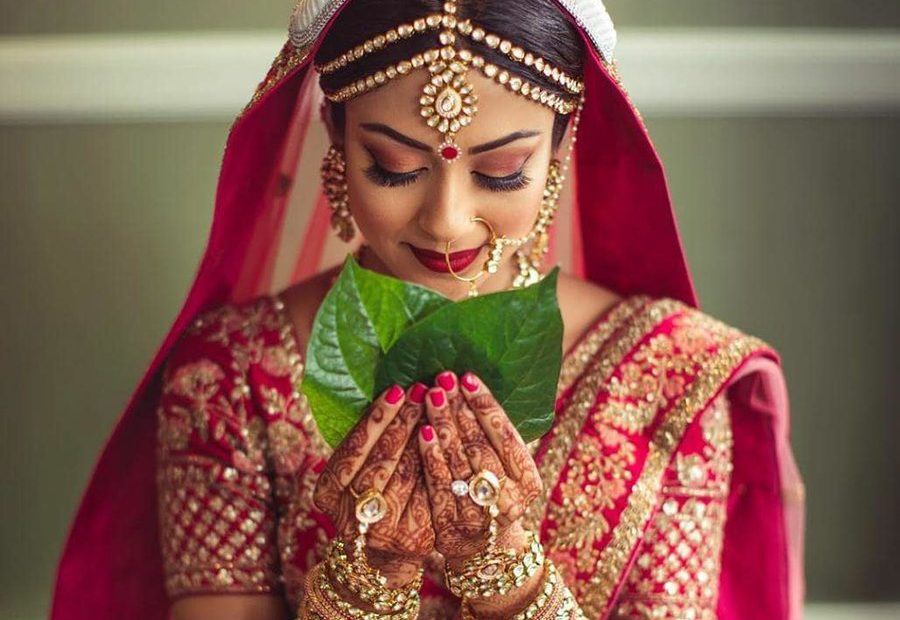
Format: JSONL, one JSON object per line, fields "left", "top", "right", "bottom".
{"left": 49, "top": 2, "right": 803, "bottom": 618}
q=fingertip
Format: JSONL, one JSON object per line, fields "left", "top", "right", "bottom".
{"left": 427, "top": 387, "right": 446, "bottom": 408}
{"left": 435, "top": 370, "right": 457, "bottom": 393}
{"left": 461, "top": 372, "right": 480, "bottom": 394}
{"left": 420, "top": 424, "right": 435, "bottom": 443}
{"left": 409, "top": 382, "right": 428, "bottom": 404}
{"left": 385, "top": 384, "right": 405, "bottom": 405}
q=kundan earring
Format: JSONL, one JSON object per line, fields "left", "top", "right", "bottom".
{"left": 512, "top": 158, "right": 563, "bottom": 288}
{"left": 321, "top": 145, "right": 356, "bottom": 242}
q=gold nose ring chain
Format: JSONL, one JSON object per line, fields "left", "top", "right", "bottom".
{"left": 444, "top": 217, "right": 525, "bottom": 297}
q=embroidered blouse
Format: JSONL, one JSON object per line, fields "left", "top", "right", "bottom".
{"left": 156, "top": 294, "right": 745, "bottom": 619}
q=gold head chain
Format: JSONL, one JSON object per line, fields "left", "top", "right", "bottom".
{"left": 314, "top": 0, "right": 584, "bottom": 163}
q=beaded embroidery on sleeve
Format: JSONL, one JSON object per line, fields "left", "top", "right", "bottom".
{"left": 156, "top": 297, "right": 330, "bottom": 601}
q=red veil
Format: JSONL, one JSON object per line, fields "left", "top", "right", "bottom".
{"left": 50, "top": 2, "right": 804, "bottom": 618}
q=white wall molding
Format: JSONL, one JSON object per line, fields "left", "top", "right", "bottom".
{"left": 0, "top": 29, "right": 898, "bottom": 123}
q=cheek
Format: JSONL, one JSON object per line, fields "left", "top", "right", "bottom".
{"left": 344, "top": 169, "right": 415, "bottom": 237}
{"left": 490, "top": 179, "right": 547, "bottom": 237}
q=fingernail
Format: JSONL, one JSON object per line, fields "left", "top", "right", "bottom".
{"left": 461, "top": 373, "right": 479, "bottom": 393}
{"left": 428, "top": 389, "right": 446, "bottom": 407}
{"left": 420, "top": 425, "right": 435, "bottom": 442}
{"left": 409, "top": 383, "right": 427, "bottom": 404}
{"left": 436, "top": 371, "right": 456, "bottom": 391}
{"left": 385, "top": 384, "right": 404, "bottom": 404}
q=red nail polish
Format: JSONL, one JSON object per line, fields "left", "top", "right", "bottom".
{"left": 420, "top": 425, "right": 435, "bottom": 442}
{"left": 428, "top": 389, "right": 446, "bottom": 407}
{"left": 385, "top": 384, "right": 404, "bottom": 404}
{"left": 461, "top": 373, "right": 479, "bottom": 393}
{"left": 409, "top": 383, "right": 427, "bottom": 404}
{"left": 437, "top": 371, "right": 456, "bottom": 391}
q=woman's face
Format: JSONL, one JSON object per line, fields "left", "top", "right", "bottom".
{"left": 333, "top": 69, "right": 559, "bottom": 300}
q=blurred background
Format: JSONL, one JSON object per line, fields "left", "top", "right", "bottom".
{"left": 1, "top": 1, "right": 898, "bottom": 618}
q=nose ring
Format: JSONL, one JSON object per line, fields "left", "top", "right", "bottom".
{"left": 444, "top": 217, "right": 507, "bottom": 297}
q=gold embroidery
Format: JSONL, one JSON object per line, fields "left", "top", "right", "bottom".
{"left": 557, "top": 296, "right": 648, "bottom": 395}
{"left": 272, "top": 294, "right": 332, "bottom": 460}
{"left": 546, "top": 425, "right": 635, "bottom": 572}
{"left": 158, "top": 297, "right": 329, "bottom": 601}
{"left": 157, "top": 457, "right": 279, "bottom": 596}
{"left": 527, "top": 299, "right": 681, "bottom": 530}
{"left": 612, "top": 397, "right": 733, "bottom": 619}
{"left": 240, "top": 43, "right": 310, "bottom": 120}
{"left": 581, "top": 329, "right": 764, "bottom": 618}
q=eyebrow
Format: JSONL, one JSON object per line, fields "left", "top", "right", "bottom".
{"left": 468, "top": 130, "right": 541, "bottom": 154}
{"left": 360, "top": 123, "right": 541, "bottom": 155}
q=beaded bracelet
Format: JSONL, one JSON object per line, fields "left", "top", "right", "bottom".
{"left": 446, "top": 530, "right": 545, "bottom": 599}
{"left": 460, "top": 561, "right": 586, "bottom": 620}
{"left": 302, "top": 562, "right": 420, "bottom": 620}
{"left": 325, "top": 538, "right": 422, "bottom": 614}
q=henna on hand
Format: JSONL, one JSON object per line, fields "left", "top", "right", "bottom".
{"left": 313, "top": 383, "right": 433, "bottom": 588}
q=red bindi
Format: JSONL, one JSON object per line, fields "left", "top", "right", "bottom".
{"left": 441, "top": 145, "right": 459, "bottom": 161}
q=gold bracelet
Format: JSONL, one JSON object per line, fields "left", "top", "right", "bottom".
{"left": 303, "top": 562, "right": 420, "bottom": 620}
{"left": 326, "top": 538, "right": 423, "bottom": 614}
{"left": 460, "top": 561, "right": 585, "bottom": 620}
{"left": 446, "top": 530, "right": 544, "bottom": 599}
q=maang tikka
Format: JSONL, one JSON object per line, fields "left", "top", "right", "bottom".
{"left": 315, "top": 0, "right": 583, "bottom": 163}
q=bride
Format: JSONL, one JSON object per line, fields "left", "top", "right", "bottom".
{"left": 50, "top": 1, "right": 804, "bottom": 619}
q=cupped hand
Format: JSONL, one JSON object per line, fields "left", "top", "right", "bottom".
{"left": 312, "top": 383, "right": 434, "bottom": 586}
{"left": 416, "top": 371, "right": 543, "bottom": 567}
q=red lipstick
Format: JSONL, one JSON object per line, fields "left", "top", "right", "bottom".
{"left": 409, "top": 244, "right": 483, "bottom": 273}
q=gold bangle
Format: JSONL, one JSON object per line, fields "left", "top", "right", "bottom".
{"left": 460, "top": 561, "right": 583, "bottom": 620}
{"left": 326, "top": 538, "right": 422, "bottom": 614}
{"left": 445, "top": 530, "right": 545, "bottom": 599}
{"left": 304, "top": 562, "right": 420, "bottom": 620}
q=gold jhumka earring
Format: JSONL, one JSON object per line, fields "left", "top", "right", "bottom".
{"left": 320, "top": 145, "right": 356, "bottom": 242}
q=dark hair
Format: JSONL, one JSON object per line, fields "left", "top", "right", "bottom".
{"left": 315, "top": 0, "right": 584, "bottom": 149}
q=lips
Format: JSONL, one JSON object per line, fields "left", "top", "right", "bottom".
{"left": 409, "top": 244, "right": 483, "bottom": 273}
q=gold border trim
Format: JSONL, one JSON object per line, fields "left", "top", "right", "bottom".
{"left": 271, "top": 294, "right": 332, "bottom": 460}
{"left": 556, "top": 295, "right": 648, "bottom": 395}
{"left": 238, "top": 43, "right": 311, "bottom": 122}
{"left": 581, "top": 332, "right": 767, "bottom": 618}
{"left": 527, "top": 298, "right": 682, "bottom": 528}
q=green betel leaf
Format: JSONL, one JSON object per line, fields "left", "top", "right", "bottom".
{"left": 301, "top": 256, "right": 448, "bottom": 446}
{"left": 375, "top": 268, "right": 563, "bottom": 443}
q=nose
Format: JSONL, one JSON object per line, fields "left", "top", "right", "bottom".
{"left": 416, "top": 173, "right": 474, "bottom": 246}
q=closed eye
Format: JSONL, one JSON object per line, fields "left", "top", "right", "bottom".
{"left": 472, "top": 169, "right": 532, "bottom": 192}
{"left": 364, "top": 161, "right": 424, "bottom": 187}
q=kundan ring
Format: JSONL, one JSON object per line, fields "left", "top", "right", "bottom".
{"left": 468, "top": 470, "right": 503, "bottom": 507}
{"left": 355, "top": 488, "right": 388, "bottom": 526}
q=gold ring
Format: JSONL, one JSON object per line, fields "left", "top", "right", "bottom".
{"left": 468, "top": 470, "right": 503, "bottom": 507}
{"left": 355, "top": 488, "right": 388, "bottom": 525}
{"left": 444, "top": 217, "right": 498, "bottom": 284}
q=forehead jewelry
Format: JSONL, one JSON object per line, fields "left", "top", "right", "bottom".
{"left": 315, "top": 1, "right": 584, "bottom": 163}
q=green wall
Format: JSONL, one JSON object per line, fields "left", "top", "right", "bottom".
{"left": 2, "top": 0, "right": 899, "bottom": 34}
{"left": 1, "top": 1, "right": 898, "bottom": 617}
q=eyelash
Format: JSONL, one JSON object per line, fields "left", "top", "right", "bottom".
{"left": 364, "top": 162, "right": 532, "bottom": 193}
